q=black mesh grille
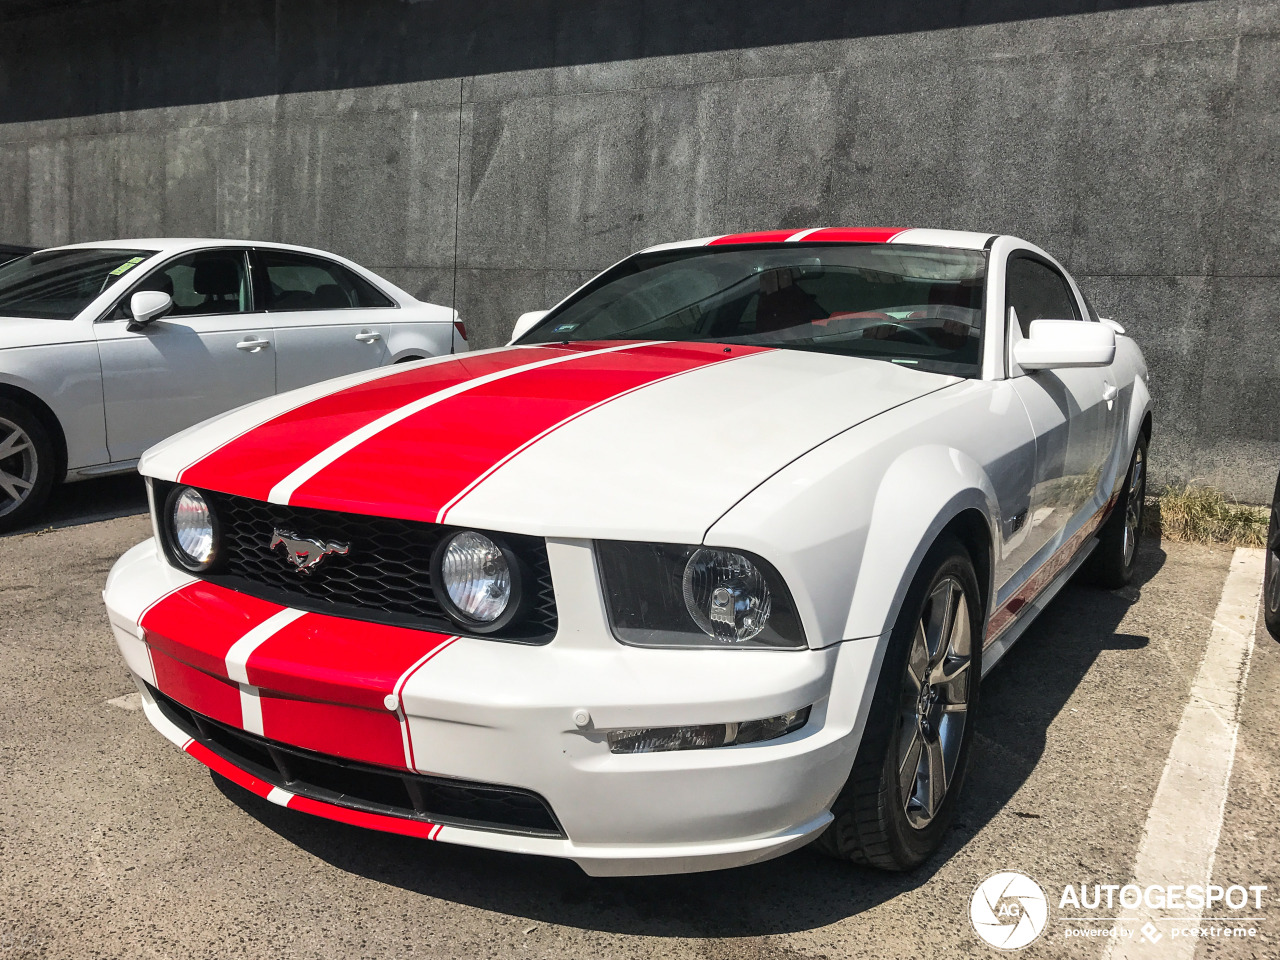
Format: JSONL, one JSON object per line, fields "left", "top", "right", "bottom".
{"left": 163, "top": 483, "right": 557, "bottom": 643}
{"left": 148, "top": 684, "right": 564, "bottom": 838}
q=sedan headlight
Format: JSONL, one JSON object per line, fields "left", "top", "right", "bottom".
{"left": 596, "top": 541, "right": 806, "bottom": 649}
{"left": 432, "top": 530, "right": 527, "bottom": 632}
{"left": 164, "top": 485, "right": 219, "bottom": 572}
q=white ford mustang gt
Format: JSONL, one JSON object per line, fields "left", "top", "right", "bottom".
{"left": 103, "top": 227, "right": 1150, "bottom": 876}
{"left": 0, "top": 239, "right": 462, "bottom": 530}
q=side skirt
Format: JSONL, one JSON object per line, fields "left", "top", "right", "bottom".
{"left": 980, "top": 537, "right": 1099, "bottom": 678}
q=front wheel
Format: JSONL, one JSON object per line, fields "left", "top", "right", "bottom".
{"left": 815, "top": 535, "right": 982, "bottom": 871}
{"left": 0, "top": 399, "right": 56, "bottom": 533}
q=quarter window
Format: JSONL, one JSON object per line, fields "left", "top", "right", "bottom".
{"left": 1005, "top": 255, "right": 1081, "bottom": 337}
{"left": 257, "top": 251, "right": 394, "bottom": 311}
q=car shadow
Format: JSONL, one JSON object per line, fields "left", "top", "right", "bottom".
{"left": 0, "top": 475, "right": 148, "bottom": 538}
{"left": 211, "top": 540, "right": 1166, "bottom": 936}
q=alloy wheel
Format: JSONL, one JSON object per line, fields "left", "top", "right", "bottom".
{"left": 0, "top": 416, "right": 38, "bottom": 519}
{"left": 897, "top": 576, "right": 972, "bottom": 829}
{"left": 1123, "top": 445, "right": 1146, "bottom": 568}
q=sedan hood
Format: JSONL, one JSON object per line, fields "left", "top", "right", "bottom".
{"left": 143, "top": 341, "right": 957, "bottom": 541}
{"left": 0, "top": 315, "right": 88, "bottom": 350}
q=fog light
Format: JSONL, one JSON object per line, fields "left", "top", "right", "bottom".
{"left": 605, "top": 706, "right": 810, "bottom": 754}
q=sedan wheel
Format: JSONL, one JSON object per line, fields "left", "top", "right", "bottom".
{"left": 0, "top": 400, "right": 56, "bottom": 533}
{"left": 0, "top": 414, "right": 38, "bottom": 520}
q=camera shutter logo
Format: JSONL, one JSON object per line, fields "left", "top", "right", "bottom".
{"left": 970, "top": 872, "right": 1049, "bottom": 950}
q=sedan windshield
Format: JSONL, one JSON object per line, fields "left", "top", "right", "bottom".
{"left": 0, "top": 248, "right": 157, "bottom": 320}
{"left": 522, "top": 244, "right": 988, "bottom": 376}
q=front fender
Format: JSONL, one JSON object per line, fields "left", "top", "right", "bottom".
{"left": 843, "top": 445, "right": 998, "bottom": 643}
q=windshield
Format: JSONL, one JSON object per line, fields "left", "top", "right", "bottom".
{"left": 0, "top": 248, "right": 157, "bottom": 320}
{"left": 522, "top": 244, "right": 988, "bottom": 376}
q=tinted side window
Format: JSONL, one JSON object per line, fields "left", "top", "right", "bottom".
{"left": 258, "top": 251, "right": 394, "bottom": 311}
{"left": 132, "top": 251, "right": 250, "bottom": 317}
{"left": 1005, "top": 256, "right": 1080, "bottom": 336}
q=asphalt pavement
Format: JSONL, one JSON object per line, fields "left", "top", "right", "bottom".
{"left": 0, "top": 478, "right": 1275, "bottom": 959}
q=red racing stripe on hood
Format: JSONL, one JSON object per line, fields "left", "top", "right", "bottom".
{"left": 177, "top": 346, "right": 587, "bottom": 500}
{"left": 284, "top": 341, "right": 764, "bottom": 522}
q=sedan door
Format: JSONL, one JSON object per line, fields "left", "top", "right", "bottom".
{"left": 253, "top": 249, "right": 392, "bottom": 393}
{"left": 1005, "top": 254, "right": 1120, "bottom": 565}
{"left": 95, "top": 249, "right": 275, "bottom": 462}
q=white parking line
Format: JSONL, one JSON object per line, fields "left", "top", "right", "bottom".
{"left": 1103, "top": 548, "right": 1266, "bottom": 959}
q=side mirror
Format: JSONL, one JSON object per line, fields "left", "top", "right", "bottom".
{"left": 510, "top": 310, "right": 549, "bottom": 344}
{"left": 127, "top": 290, "right": 173, "bottom": 331}
{"left": 1013, "top": 319, "right": 1116, "bottom": 370}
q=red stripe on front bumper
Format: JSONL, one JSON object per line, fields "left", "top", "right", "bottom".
{"left": 258, "top": 692, "right": 408, "bottom": 769}
{"left": 152, "top": 650, "right": 243, "bottom": 729}
{"left": 243, "top": 605, "right": 456, "bottom": 711}
{"left": 141, "top": 581, "right": 285, "bottom": 677}
{"left": 286, "top": 795, "right": 440, "bottom": 840}
{"left": 182, "top": 739, "right": 441, "bottom": 839}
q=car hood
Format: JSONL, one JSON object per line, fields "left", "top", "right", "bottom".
{"left": 0, "top": 314, "right": 88, "bottom": 350}
{"left": 142, "top": 341, "right": 958, "bottom": 541}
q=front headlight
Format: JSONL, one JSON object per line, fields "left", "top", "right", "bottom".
{"left": 596, "top": 541, "right": 806, "bottom": 649}
{"left": 164, "top": 485, "right": 218, "bottom": 571}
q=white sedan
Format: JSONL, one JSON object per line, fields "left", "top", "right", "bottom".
{"left": 103, "top": 227, "right": 1150, "bottom": 876}
{"left": 0, "top": 239, "right": 463, "bottom": 530}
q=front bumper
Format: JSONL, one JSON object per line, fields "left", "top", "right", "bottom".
{"left": 104, "top": 538, "right": 883, "bottom": 876}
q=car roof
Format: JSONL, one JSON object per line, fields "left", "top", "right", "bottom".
{"left": 640, "top": 227, "right": 996, "bottom": 253}
{"left": 41, "top": 238, "right": 355, "bottom": 258}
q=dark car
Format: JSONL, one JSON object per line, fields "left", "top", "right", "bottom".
{"left": 0, "top": 244, "right": 36, "bottom": 266}
{"left": 1267, "top": 471, "right": 1279, "bottom": 640}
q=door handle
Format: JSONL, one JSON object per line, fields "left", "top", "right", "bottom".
{"left": 236, "top": 337, "right": 270, "bottom": 352}
{"left": 355, "top": 330, "right": 382, "bottom": 343}
{"left": 1102, "top": 382, "right": 1118, "bottom": 401}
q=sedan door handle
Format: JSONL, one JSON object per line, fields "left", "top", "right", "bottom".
{"left": 355, "top": 330, "right": 382, "bottom": 343}
{"left": 236, "top": 337, "right": 270, "bottom": 352}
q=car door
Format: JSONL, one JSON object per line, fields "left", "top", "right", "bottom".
{"left": 1006, "top": 253, "right": 1120, "bottom": 563}
{"left": 94, "top": 248, "right": 276, "bottom": 462}
{"left": 254, "top": 249, "right": 392, "bottom": 393}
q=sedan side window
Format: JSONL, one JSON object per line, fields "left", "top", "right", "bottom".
{"left": 257, "top": 250, "right": 395, "bottom": 311}
{"left": 127, "top": 251, "right": 251, "bottom": 318}
{"left": 1005, "top": 255, "right": 1081, "bottom": 337}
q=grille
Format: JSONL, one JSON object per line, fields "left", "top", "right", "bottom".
{"left": 148, "top": 684, "right": 565, "bottom": 838}
{"left": 172, "top": 484, "right": 557, "bottom": 643}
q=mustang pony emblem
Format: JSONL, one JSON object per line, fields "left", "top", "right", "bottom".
{"left": 270, "top": 529, "right": 350, "bottom": 573}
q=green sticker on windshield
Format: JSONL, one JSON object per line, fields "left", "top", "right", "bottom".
{"left": 109, "top": 256, "right": 146, "bottom": 277}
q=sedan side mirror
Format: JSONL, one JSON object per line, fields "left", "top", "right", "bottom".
{"left": 128, "top": 290, "right": 173, "bottom": 331}
{"left": 1013, "top": 319, "right": 1116, "bottom": 370}
{"left": 510, "top": 310, "right": 549, "bottom": 344}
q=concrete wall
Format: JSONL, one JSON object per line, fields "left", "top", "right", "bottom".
{"left": 2, "top": 0, "right": 1278, "bottom": 500}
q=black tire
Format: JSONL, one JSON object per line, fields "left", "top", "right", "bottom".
{"left": 0, "top": 398, "right": 56, "bottom": 533}
{"left": 1087, "top": 435, "right": 1148, "bottom": 589}
{"left": 815, "top": 534, "right": 982, "bottom": 871}
{"left": 1264, "top": 473, "right": 1279, "bottom": 641}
